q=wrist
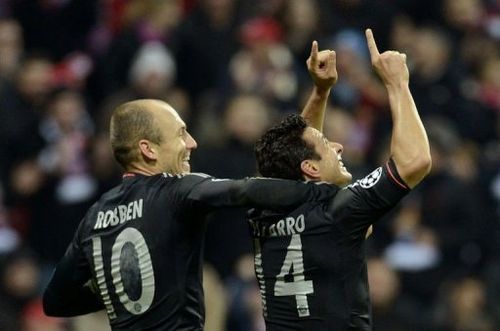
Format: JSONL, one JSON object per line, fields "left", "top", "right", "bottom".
{"left": 313, "top": 85, "right": 331, "bottom": 97}
{"left": 385, "top": 81, "right": 409, "bottom": 92}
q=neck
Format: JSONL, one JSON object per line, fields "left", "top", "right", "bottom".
{"left": 126, "top": 163, "right": 158, "bottom": 176}
{"left": 303, "top": 174, "right": 319, "bottom": 182}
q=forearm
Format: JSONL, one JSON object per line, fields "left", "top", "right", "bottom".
{"left": 301, "top": 86, "right": 331, "bottom": 131}
{"left": 386, "top": 83, "right": 431, "bottom": 188}
{"left": 43, "top": 244, "right": 104, "bottom": 317}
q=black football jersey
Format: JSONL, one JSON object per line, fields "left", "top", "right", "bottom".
{"left": 43, "top": 172, "right": 336, "bottom": 331}
{"left": 249, "top": 160, "right": 410, "bottom": 331}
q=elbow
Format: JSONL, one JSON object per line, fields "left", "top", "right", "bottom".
{"left": 42, "top": 300, "right": 56, "bottom": 317}
{"left": 42, "top": 291, "right": 61, "bottom": 317}
{"left": 408, "top": 154, "right": 432, "bottom": 179}
{"left": 415, "top": 153, "right": 432, "bottom": 177}
{"left": 425, "top": 155, "right": 432, "bottom": 175}
{"left": 396, "top": 153, "right": 432, "bottom": 188}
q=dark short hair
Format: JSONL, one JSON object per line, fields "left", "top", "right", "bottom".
{"left": 109, "top": 101, "right": 163, "bottom": 169}
{"left": 255, "top": 114, "right": 320, "bottom": 180}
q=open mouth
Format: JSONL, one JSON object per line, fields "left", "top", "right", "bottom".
{"left": 338, "top": 159, "right": 346, "bottom": 170}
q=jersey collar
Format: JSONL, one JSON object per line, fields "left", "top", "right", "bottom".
{"left": 122, "top": 172, "right": 147, "bottom": 180}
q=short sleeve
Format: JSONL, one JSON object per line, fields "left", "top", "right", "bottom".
{"left": 327, "top": 159, "right": 410, "bottom": 239}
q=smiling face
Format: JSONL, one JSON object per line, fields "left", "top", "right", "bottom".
{"left": 150, "top": 102, "right": 197, "bottom": 174}
{"left": 255, "top": 114, "right": 352, "bottom": 184}
{"left": 110, "top": 99, "right": 197, "bottom": 175}
{"left": 301, "top": 126, "right": 352, "bottom": 186}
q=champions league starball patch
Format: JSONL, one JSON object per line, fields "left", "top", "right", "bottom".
{"left": 359, "top": 167, "right": 382, "bottom": 188}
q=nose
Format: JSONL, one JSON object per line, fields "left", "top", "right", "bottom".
{"left": 331, "top": 142, "right": 343, "bottom": 155}
{"left": 186, "top": 132, "right": 198, "bottom": 150}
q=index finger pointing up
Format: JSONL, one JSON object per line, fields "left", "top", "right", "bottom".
{"left": 365, "top": 29, "right": 380, "bottom": 62}
{"left": 310, "top": 40, "right": 318, "bottom": 65}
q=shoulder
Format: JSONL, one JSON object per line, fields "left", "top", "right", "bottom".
{"left": 173, "top": 172, "right": 214, "bottom": 185}
{"left": 345, "top": 162, "right": 409, "bottom": 196}
{"left": 330, "top": 162, "right": 410, "bottom": 213}
{"left": 180, "top": 172, "right": 213, "bottom": 179}
{"left": 126, "top": 173, "right": 212, "bottom": 190}
{"left": 304, "top": 181, "right": 339, "bottom": 201}
{"left": 157, "top": 172, "right": 215, "bottom": 197}
{"left": 160, "top": 172, "right": 213, "bottom": 180}
{"left": 348, "top": 167, "right": 385, "bottom": 190}
{"left": 73, "top": 200, "right": 103, "bottom": 243}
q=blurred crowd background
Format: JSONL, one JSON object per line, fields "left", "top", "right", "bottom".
{"left": 0, "top": 0, "right": 498, "bottom": 330}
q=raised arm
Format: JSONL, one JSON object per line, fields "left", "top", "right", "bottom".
{"left": 301, "top": 41, "right": 337, "bottom": 132}
{"left": 365, "top": 29, "right": 431, "bottom": 188}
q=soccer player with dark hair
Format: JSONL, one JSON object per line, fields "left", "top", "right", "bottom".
{"left": 250, "top": 29, "right": 431, "bottom": 330}
{"left": 42, "top": 98, "right": 337, "bottom": 330}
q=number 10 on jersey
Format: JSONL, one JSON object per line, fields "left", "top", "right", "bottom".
{"left": 91, "top": 227, "right": 155, "bottom": 319}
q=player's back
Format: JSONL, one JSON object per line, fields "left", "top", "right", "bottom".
{"left": 249, "top": 189, "right": 371, "bottom": 331}
{"left": 77, "top": 173, "right": 208, "bottom": 330}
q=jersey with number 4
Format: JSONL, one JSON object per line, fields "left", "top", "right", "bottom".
{"left": 249, "top": 160, "right": 410, "bottom": 330}
{"left": 43, "top": 172, "right": 336, "bottom": 331}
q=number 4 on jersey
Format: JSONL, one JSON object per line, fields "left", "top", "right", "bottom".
{"left": 274, "top": 234, "right": 314, "bottom": 317}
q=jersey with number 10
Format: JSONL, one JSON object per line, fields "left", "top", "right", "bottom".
{"left": 43, "top": 172, "right": 336, "bottom": 331}
{"left": 249, "top": 160, "right": 410, "bottom": 330}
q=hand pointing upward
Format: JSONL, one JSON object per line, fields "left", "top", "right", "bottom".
{"left": 307, "top": 40, "right": 338, "bottom": 92}
{"left": 365, "top": 28, "right": 409, "bottom": 87}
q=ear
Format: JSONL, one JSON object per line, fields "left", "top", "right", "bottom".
{"left": 300, "top": 159, "right": 321, "bottom": 180}
{"left": 139, "top": 139, "right": 157, "bottom": 161}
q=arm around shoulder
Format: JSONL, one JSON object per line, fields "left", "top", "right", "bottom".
{"left": 188, "top": 176, "right": 335, "bottom": 210}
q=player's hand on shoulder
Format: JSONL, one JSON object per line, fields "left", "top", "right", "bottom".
{"left": 306, "top": 40, "right": 338, "bottom": 92}
{"left": 365, "top": 28, "right": 409, "bottom": 87}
